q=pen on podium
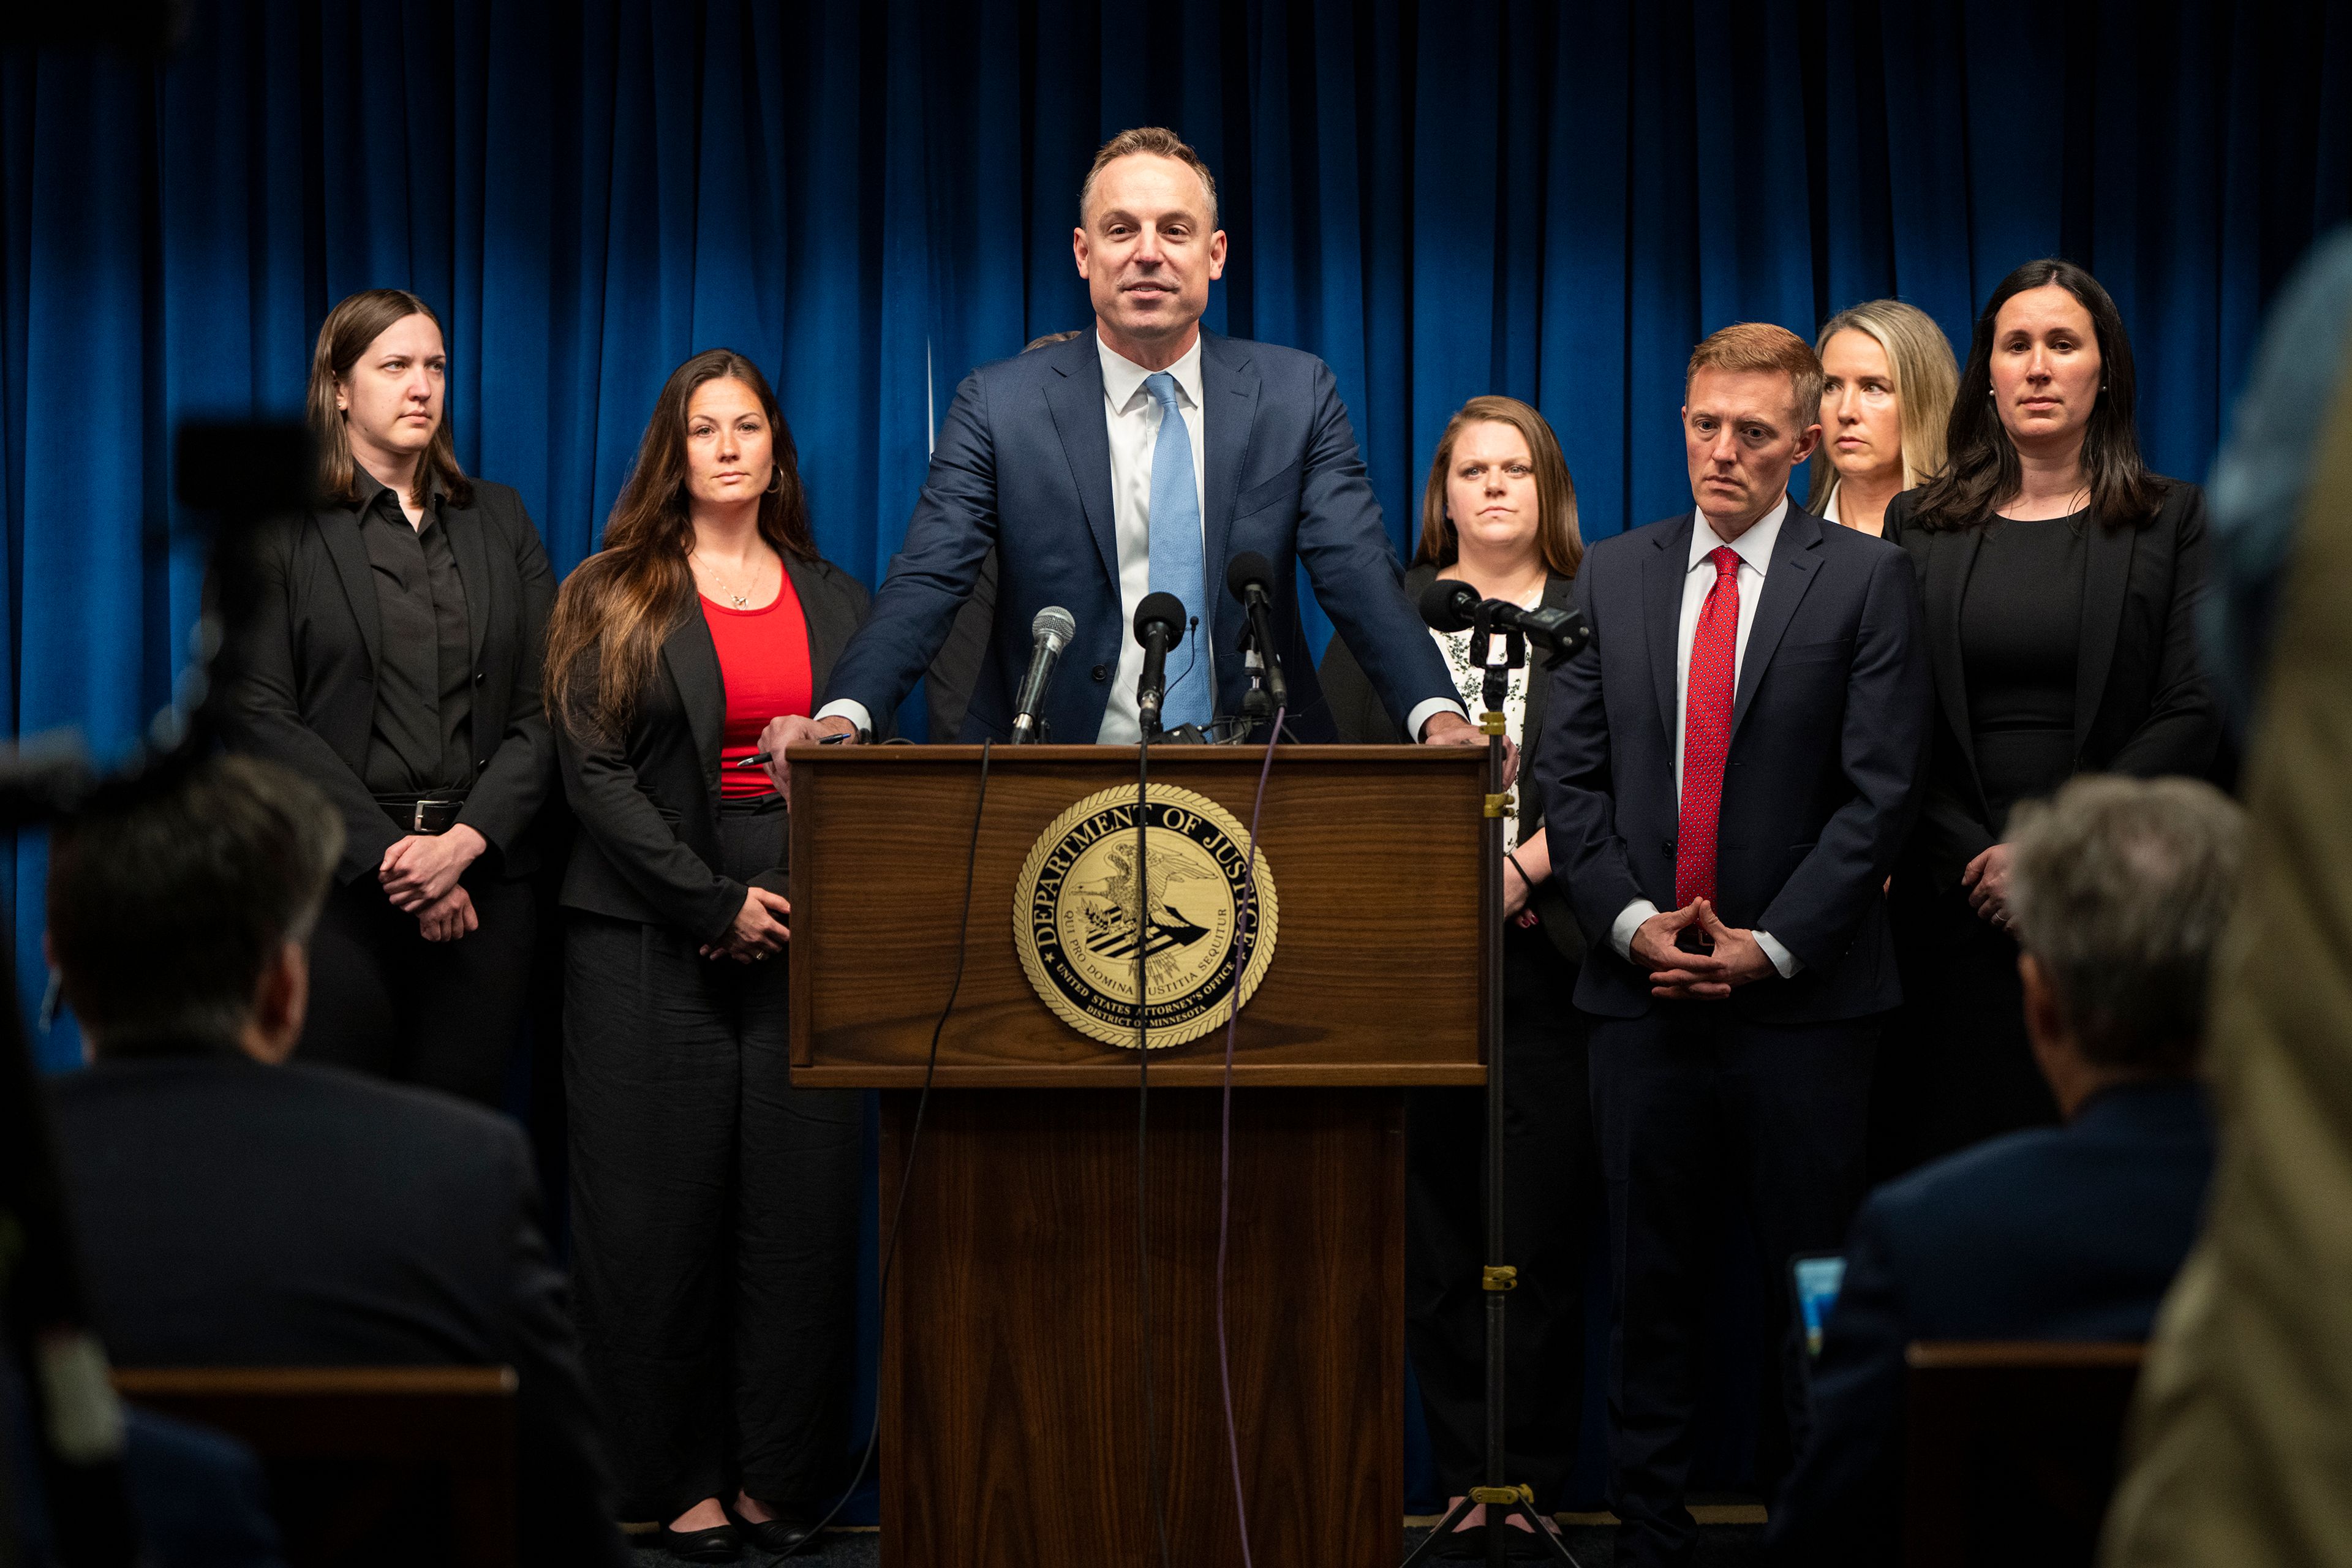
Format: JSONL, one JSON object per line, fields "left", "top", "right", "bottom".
{"left": 732, "top": 728, "right": 858, "bottom": 769}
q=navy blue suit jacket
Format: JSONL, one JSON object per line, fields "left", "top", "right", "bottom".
{"left": 1533, "top": 505, "right": 1931, "bottom": 1022}
{"left": 1765, "top": 1080, "right": 2216, "bottom": 1564}
{"left": 821, "top": 329, "right": 1452, "bottom": 741}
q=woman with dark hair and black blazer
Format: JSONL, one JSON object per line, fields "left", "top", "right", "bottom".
{"left": 225, "top": 287, "right": 556, "bottom": 1104}
{"left": 1882, "top": 258, "right": 2218, "bottom": 1169}
{"left": 545, "top": 350, "right": 867, "bottom": 1561}
{"left": 1321, "top": 395, "right": 1593, "bottom": 1559}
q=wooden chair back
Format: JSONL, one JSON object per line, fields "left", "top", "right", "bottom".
{"left": 1901, "top": 1341, "right": 2144, "bottom": 1568}
{"left": 113, "top": 1365, "right": 518, "bottom": 1568}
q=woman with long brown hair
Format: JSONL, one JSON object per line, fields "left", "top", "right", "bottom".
{"left": 1319, "top": 396, "right": 1594, "bottom": 1558}
{"left": 223, "top": 287, "right": 556, "bottom": 1103}
{"left": 1881, "top": 258, "right": 2217, "bottom": 1169}
{"left": 549, "top": 349, "right": 870, "bottom": 1559}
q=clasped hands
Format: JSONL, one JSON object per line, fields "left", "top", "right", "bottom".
{"left": 1961, "top": 843, "right": 2014, "bottom": 930}
{"left": 380, "top": 825, "right": 486, "bottom": 943}
{"left": 1629, "top": 900, "right": 1776, "bottom": 1000}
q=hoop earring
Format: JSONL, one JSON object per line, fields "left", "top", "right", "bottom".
{"left": 764, "top": 467, "right": 782, "bottom": 496}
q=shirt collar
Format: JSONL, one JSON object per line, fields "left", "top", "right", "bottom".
{"left": 1687, "top": 493, "right": 1789, "bottom": 575}
{"left": 1098, "top": 329, "right": 1206, "bottom": 416}
{"left": 352, "top": 464, "right": 443, "bottom": 518}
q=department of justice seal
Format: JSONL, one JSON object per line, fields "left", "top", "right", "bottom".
{"left": 1014, "top": 784, "right": 1278, "bottom": 1049}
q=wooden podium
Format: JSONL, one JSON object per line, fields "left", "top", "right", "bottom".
{"left": 790, "top": 744, "right": 1487, "bottom": 1568}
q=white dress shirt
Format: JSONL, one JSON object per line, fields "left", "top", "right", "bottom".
{"left": 1096, "top": 333, "right": 1212, "bottom": 744}
{"left": 1610, "top": 497, "right": 1801, "bottom": 978}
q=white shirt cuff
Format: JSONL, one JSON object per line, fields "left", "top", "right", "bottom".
{"left": 814, "top": 699, "right": 873, "bottom": 737}
{"left": 1611, "top": 899, "right": 1660, "bottom": 963}
{"left": 1754, "top": 930, "right": 1801, "bottom": 979}
{"left": 1409, "top": 698, "right": 1469, "bottom": 740}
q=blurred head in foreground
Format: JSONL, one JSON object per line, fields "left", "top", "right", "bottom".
{"left": 2006, "top": 774, "right": 2245, "bottom": 1113}
{"left": 48, "top": 755, "right": 342, "bottom": 1063}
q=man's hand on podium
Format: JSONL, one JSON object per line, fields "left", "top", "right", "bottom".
{"left": 1419, "top": 709, "right": 1519, "bottom": 788}
{"left": 704, "top": 886, "right": 791, "bottom": 963}
{"left": 759, "top": 712, "right": 859, "bottom": 792}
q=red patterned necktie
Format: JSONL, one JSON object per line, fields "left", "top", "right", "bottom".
{"left": 1675, "top": 545, "right": 1741, "bottom": 908}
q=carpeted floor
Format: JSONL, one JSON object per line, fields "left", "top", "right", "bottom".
{"left": 625, "top": 1520, "right": 1767, "bottom": 1565}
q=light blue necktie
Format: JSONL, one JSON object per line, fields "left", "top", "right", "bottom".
{"left": 1143, "top": 370, "right": 1213, "bottom": 730}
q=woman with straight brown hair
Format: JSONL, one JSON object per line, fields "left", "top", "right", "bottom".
{"left": 549, "top": 349, "right": 870, "bottom": 1560}
{"left": 1320, "top": 395, "right": 1594, "bottom": 1558}
{"left": 1880, "top": 258, "right": 2217, "bottom": 1169}
{"left": 223, "top": 287, "right": 556, "bottom": 1103}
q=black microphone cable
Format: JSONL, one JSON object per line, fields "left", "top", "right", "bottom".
{"left": 794, "top": 739, "right": 993, "bottom": 1546}
{"left": 1134, "top": 725, "right": 1176, "bottom": 1568}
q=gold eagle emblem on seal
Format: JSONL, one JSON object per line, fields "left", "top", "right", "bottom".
{"left": 1013, "top": 784, "right": 1278, "bottom": 1049}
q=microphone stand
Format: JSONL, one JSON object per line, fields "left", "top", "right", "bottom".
{"left": 1401, "top": 606, "right": 1582, "bottom": 1568}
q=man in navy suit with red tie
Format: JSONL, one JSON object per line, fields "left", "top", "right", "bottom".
{"left": 1532, "top": 322, "right": 1931, "bottom": 1568}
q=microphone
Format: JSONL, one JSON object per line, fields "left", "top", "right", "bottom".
{"left": 1224, "top": 552, "right": 1289, "bottom": 712}
{"left": 1132, "top": 590, "right": 1186, "bottom": 737}
{"left": 1010, "top": 605, "right": 1077, "bottom": 744}
{"left": 1417, "top": 577, "right": 1591, "bottom": 659}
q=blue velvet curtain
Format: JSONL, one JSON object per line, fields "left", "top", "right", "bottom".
{"left": 6, "top": 0, "right": 2349, "bottom": 1502}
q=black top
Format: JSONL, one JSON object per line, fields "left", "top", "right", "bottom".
{"left": 224, "top": 477, "right": 557, "bottom": 883}
{"left": 353, "top": 470, "right": 476, "bottom": 795}
{"left": 1891, "top": 482, "right": 2219, "bottom": 887}
{"left": 1959, "top": 510, "right": 2088, "bottom": 833}
{"left": 49, "top": 1052, "right": 630, "bottom": 1568}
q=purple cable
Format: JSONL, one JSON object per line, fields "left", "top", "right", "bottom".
{"left": 1214, "top": 706, "right": 1282, "bottom": 1568}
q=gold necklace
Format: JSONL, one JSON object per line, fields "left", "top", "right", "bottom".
{"left": 695, "top": 552, "right": 765, "bottom": 609}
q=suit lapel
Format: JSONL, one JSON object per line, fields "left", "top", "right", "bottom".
{"left": 787, "top": 555, "right": 853, "bottom": 695}
{"left": 1924, "top": 526, "right": 1985, "bottom": 797}
{"left": 441, "top": 501, "right": 492, "bottom": 666}
{"left": 1042, "top": 336, "right": 1121, "bottom": 596}
{"left": 2075, "top": 516, "right": 2133, "bottom": 758}
{"left": 1199, "top": 332, "right": 1257, "bottom": 586}
{"left": 1729, "top": 507, "right": 1825, "bottom": 741}
{"left": 315, "top": 508, "right": 382, "bottom": 673}
{"left": 661, "top": 602, "right": 728, "bottom": 780}
{"left": 1645, "top": 516, "right": 1693, "bottom": 748}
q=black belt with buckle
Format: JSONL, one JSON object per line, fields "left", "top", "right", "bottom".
{"left": 376, "top": 796, "right": 467, "bottom": 834}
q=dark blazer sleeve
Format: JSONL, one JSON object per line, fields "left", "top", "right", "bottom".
{"left": 1757, "top": 542, "right": 1932, "bottom": 968}
{"left": 225, "top": 522, "right": 402, "bottom": 883}
{"left": 484, "top": 1123, "right": 631, "bottom": 1568}
{"left": 1762, "top": 1197, "right": 1909, "bottom": 1567}
{"left": 552, "top": 654, "right": 744, "bottom": 947}
{"left": 1292, "top": 361, "right": 1458, "bottom": 733}
{"left": 822, "top": 368, "right": 1000, "bottom": 726}
{"left": 2106, "top": 484, "right": 2219, "bottom": 778}
{"left": 455, "top": 497, "right": 558, "bottom": 864}
{"left": 1536, "top": 567, "right": 1649, "bottom": 941}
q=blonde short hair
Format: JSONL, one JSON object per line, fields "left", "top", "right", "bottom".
{"left": 1806, "top": 298, "right": 1961, "bottom": 512}
{"left": 1079, "top": 127, "right": 1219, "bottom": 228}
{"left": 1685, "top": 322, "right": 1824, "bottom": 430}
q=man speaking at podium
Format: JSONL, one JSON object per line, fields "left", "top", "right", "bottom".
{"left": 761, "top": 126, "right": 1473, "bottom": 761}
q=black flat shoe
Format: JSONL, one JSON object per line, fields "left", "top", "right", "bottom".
{"left": 1430, "top": 1521, "right": 1488, "bottom": 1560}
{"left": 657, "top": 1520, "right": 743, "bottom": 1562}
{"left": 722, "top": 1499, "right": 818, "bottom": 1556}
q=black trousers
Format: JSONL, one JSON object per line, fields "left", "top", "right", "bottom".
{"left": 1875, "top": 880, "right": 2059, "bottom": 1179}
{"left": 301, "top": 857, "right": 535, "bottom": 1106}
{"left": 564, "top": 803, "right": 862, "bottom": 1520}
{"left": 1406, "top": 922, "right": 1597, "bottom": 1510}
{"left": 1588, "top": 1006, "right": 1877, "bottom": 1568}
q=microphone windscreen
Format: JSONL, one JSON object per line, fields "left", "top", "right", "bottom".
{"left": 1031, "top": 605, "right": 1077, "bottom": 643}
{"left": 1226, "top": 551, "right": 1274, "bottom": 601}
{"left": 1418, "top": 578, "right": 1481, "bottom": 633}
{"left": 1134, "top": 590, "right": 1188, "bottom": 646}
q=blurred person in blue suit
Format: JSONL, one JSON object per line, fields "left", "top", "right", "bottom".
{"left": 1765, "top": 773, "right": 2239, "bottom": 1565}
{"left": 760, "top": 126, "right": 1477, "bottom": 763}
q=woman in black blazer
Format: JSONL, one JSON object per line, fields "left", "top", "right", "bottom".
{"left": 225, "top": 288, "right": 555, "bottom": 1104}
{"left": 1882, "top": 259, "right": 2217, "bottom": 1170}
{"left": 546, "top": 350, "right": 867, "bottom": 1561}
{"left": 1321, "top": 396, "right": 1594, "bottom": 1556}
